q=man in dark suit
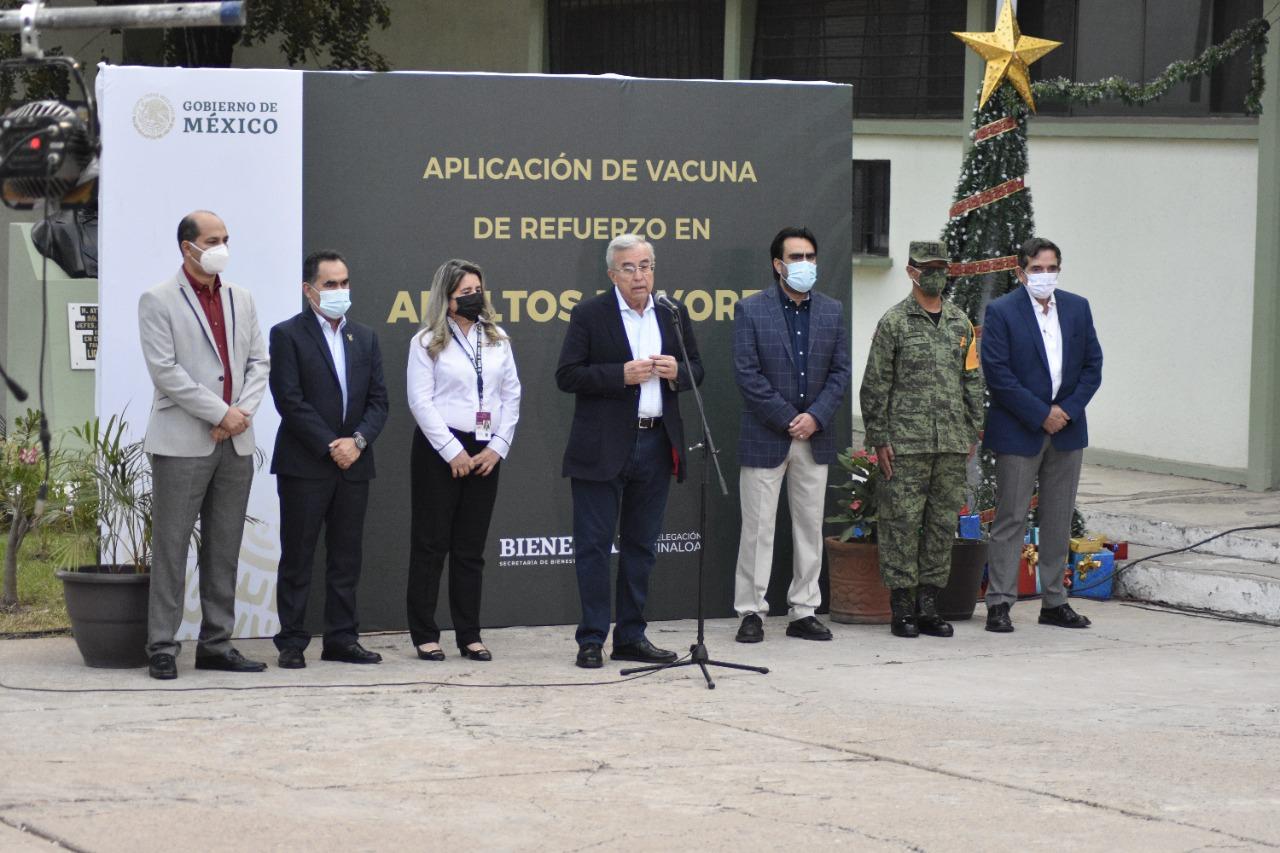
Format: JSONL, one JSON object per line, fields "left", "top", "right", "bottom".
{"left": 732, "top": 226, "right": 850, "bottom": 644}
{"left": 982, "top": 237, "right": 1103, "bottom": 632}
{"left": 269, "top": 250, "right": 389, "bottom": 667}
{"left": 556, "top": 233, "right": 704, "bottom": 669}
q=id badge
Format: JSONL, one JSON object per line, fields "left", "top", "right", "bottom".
{"left": 474, "top": 411, "right": 493, "bottom": 441}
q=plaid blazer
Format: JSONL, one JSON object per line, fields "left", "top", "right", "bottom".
{"left": 732, "top": 286, "right": 850, "bottom": 468}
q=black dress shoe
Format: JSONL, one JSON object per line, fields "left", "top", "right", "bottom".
{"left": 416, "top": 646, "right": 446, "bottom": 661}
{"left": 458, "top": 644, "right": 493, "bottom": 662}
{"left": 736, "top": 613, "right": 764, "bottom": 643}
{"left": 986, "top": 602, "right": 1014, "bottom": 633}
{"left": 611, "top": 638, "right": 677, "bottom": 663}
{"left": 576, "top": 643, "right": 603, "bottom": 669}
{"left": 194, "top": 648, "right": 267, "bottom": 672}
{"left": 1039, "top": 602, "right": 1092, "bottom": 629}
{"left": 148, "top": 653, "right": 177, "bottom": 680}
{"left": 277, "top": 648, "right": 306, "bottom": 669}
{"left": 321, "top": 642, "right": 382, "bottom": 664}
{"left": 785, "top": 615, "right": 833, "bottom": 641}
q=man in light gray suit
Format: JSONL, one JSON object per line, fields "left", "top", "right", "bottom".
{"left": 138, "top": 210, "right": 270, "bottom": 679}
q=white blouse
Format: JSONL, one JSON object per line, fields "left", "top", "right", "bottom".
{"left": 407, "top": 319, "right": 521, "bottom": 463}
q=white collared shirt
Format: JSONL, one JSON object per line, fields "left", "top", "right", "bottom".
{"left": 1027, "top": 287, "right": 1063, "bottom": 399}
{"left": 407, "top": 318, "right": 522, "bottom": 463}
{"left": 614, "top": 287, "right": 663, "bottom": 418}
{"left": 313, "top": 310, "right": 348, "bottom": 420}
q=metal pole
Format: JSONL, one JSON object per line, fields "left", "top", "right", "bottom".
{"left": 0, "top": 2, "right": 245, "bottom": 32}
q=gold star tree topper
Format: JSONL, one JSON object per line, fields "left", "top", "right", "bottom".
{"left": 953, "top": 0, "right": 1061, "bottom": 111}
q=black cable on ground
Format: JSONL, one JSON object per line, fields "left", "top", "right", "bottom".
{"left": 0, "top": 653, "right": 695, "bottom": 694}
{"left": 1069, "top": 521, "right": 1280, "bottom": 596}
{"left": 1117, "top": 600, "right": 1280, "bottom": 625}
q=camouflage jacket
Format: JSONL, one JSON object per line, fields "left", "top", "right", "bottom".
{"left": 860, "top": 295, "right": 984, "bottom": 455}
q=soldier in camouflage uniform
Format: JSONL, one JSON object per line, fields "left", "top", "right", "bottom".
{"left": 859, "top": 240, "right": 984, "bottom": 638}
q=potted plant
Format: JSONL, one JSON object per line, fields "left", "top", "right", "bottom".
{"left": 55, "top": 415, "right": 153, "bottom": 668}
{"left": 824, "top": 448, "right": 890, "bottom": 624}
{"left": 1, "top": 410, "right": 75, "bottom": 610}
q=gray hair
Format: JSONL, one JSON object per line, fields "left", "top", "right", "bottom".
{"left": 605, "top": 233, "right": 654, "bottom": 269}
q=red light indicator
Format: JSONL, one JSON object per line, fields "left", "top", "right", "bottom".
{"left": 28, "top": 137, "right": 41, "bottom": 150}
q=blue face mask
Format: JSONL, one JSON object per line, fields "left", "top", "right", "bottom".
{"left": 784, "top": 260, "right": 817, "bottom": 293}
{"left": 311, "top": 285, "right": 351, "bottom": 319}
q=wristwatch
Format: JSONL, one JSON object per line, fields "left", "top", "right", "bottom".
{"left": 353, "top": 432, "right": 367, "bottom": 451}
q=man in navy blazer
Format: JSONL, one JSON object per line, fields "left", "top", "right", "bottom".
{"left": 981, "top": 237, "right": 1102, "bottom": 632}
{"left": 731, "top": 226, "right": 850, "bottom": 644}
{"left": 269, "top": 250, "right": 389, "bottom": 667}
{"left": 556, "top": 234, "right": 704, "bottom": 669}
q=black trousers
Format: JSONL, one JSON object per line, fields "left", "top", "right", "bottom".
{"left": 274, "top": 473, "right": 370, "bottom": 651}
{"left": 406, "top": 428, "right": 501, "bottom": 647}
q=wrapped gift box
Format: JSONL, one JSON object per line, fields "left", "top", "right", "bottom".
{"left": 958, "top": 514, "right": 982, "bottom": 540}
{"left": 1068, "top": 550, "right": 1116, "bottom": 600}
{"left": 1070, "top": 534, "right": 1106, "bottom": 554}
{"left": 1104, "top": 540, "right": 1129, "bottom": 560}
{"left": 1017, "top": 544, "right": 1039, "bottom": 598}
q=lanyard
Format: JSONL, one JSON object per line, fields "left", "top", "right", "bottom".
{"left": 449, "top": 323, "right": 484, "bottom": 408}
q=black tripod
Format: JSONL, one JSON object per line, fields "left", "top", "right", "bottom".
{"left": 620, "top": 297, "right": 769, "bottom": 689}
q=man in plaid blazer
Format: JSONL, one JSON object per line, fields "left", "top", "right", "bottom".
{"left": 731, "top": 226, "right": 851, "bottom": 644}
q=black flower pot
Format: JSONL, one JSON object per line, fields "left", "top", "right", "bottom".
{"left": 939, "top": 540, "right": 988, "bottom": 621}
{"left": 57, "top": 567, "right": 150, "bottom": 668}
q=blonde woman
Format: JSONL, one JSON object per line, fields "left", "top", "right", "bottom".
{"left": 406, "top": 259, "right": 521, "bottom": 661}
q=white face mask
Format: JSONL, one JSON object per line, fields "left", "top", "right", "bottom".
{"left": 1025, "top": 271, "right": 1057, "bottom": 300}
{"left": 190, "top": 242, "right": 230, "bottom": 275}
{"left": 783, "top": 260, "right": 817, "bottom": 293}
{"left": 310, "top": 285, "right": 352, "bottom": 320}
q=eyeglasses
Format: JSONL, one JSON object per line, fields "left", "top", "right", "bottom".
{"left": 614, "top": 262, "right": 655, "bottom": 278}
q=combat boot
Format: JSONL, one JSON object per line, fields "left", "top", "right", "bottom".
{"left": 889, "top": 588, "right": 919, "bottom": 638}
{"left": 916, "top": 585, "right": 954, "bottom": 637}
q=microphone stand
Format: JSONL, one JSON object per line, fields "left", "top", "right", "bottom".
{"left": 620, "top": 299, "right": 769, "bottom": 689}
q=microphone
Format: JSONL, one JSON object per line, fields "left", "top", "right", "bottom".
{"left": 655, "top": 291, "right": 680, "bottom": 313}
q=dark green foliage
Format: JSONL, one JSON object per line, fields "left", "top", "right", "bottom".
{"left": 239, "top": 0, "right": 393, "bottom": 71}
{"left": 942, "top": 84, "right": 1033, "bottom": 328}
{"left": 940, "top": 83, "right": 1033, "bottom": 515}
{"left": 1032, "top": 17, "right": 1270, "bottom": 116}
{"left": 101, "top": 0, "right": 393, "bottom": 70}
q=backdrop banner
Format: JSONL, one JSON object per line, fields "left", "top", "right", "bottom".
{"left": 97, "top": 66, "right": 852, "bottom": 639}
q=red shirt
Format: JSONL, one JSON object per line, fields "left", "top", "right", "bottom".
{"left": 182, "top": 267, "right": 233, "bottom": 405}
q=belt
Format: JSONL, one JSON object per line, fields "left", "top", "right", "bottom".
{"left": 637, "top": 416, "right": 663, "bottom": 429}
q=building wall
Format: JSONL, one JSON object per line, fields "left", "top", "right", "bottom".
{"left": 850, "top": 130, "right": 1258, "bottom": 472}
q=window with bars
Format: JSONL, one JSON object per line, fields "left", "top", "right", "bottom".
{"left": 751, "top": 0, "right": 968, "bottom": 118}
{"left": 853, "top": 160, "right": 890, "bottom": 256}
{"left": 1021, "top": 0, "right": 1263, "bottom": 117}
{"left": 547, "top": 0, "right": 726, "bottom": 79}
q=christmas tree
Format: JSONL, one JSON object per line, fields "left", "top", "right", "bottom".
{"left": 941, "top": 1, "right": 1059, "bottom": 516}
{"left": 940, "top": 1, "right": 1269, "bottom": 518}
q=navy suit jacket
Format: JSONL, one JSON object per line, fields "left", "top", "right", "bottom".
{"left": 556, "top": 289, "right": 704, "bottom": 483}
{"left": 981, "top": 287, "right": 1102, "bottom": 456}
{"left": 269, "top": 310, "right": 389, "bottom": 481}
{"left": 733, "top": 286, "right": 850, "bottom": 467}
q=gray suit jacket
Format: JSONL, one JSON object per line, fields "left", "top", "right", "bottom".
{"left": 138, "top": 270, "right": 270, "bottom": 457}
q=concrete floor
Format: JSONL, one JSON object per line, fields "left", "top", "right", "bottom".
{"left": 2, "top": 603, "right": 1278, "bottom": 851}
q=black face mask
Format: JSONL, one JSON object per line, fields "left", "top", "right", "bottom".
{"left": 454, "top": 291, "right": 485, "bottom": 321}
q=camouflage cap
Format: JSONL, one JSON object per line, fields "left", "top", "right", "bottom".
{"left": 908, "top": 240, "right": 950, "bottom": 265}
